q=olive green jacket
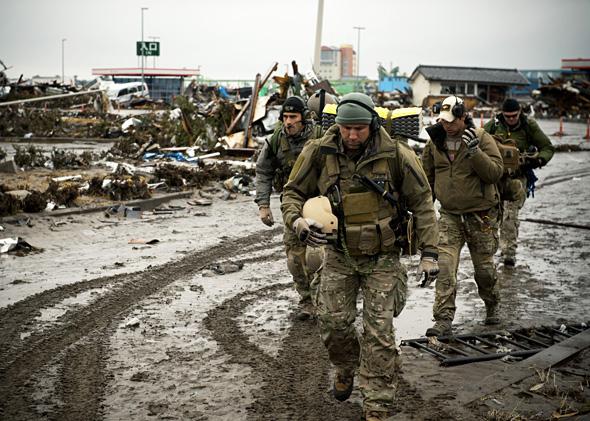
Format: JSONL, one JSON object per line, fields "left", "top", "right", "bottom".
{"left": 281, "top": 125, "right": 438, "bottom": 256}
{"left": 421, "top": 127, "right": 504, "bottom": 214}
{"left": 483, "top": 115, "right": 554, "bottom": 164}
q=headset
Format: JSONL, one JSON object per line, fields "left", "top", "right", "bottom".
{"left": 279, "top": 96, "right": 308, "bottom": 121}
{"left": 451, "top": 95, "right": 465, "bottom": 118}
{"left": 336, "top": 99, "right": 381, "bottom": 132}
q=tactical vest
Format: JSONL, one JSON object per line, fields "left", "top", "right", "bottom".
{"left": 269, "top": 125, "right": 323, "bottom": 192}
{"left": 323, "top": 153, "right": 399, "bottom": 256}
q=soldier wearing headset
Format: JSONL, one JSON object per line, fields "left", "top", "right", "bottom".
{"left": 422, "top": 96, "right": 504, "bottom": 337}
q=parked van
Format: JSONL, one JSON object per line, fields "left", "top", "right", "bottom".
{"left": 106, "top": 82, "right": 149, "bottom": 104}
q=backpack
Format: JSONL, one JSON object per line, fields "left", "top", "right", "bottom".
{"left": 490, "top": 134, "right": 523, "bottom": 202}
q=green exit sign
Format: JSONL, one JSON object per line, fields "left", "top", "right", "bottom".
{"left": 136, "top": 41, "right": 160, "bottom": 56}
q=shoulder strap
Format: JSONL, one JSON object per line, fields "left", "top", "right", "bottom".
{"left": 268, "top": 128, "right": 282, "bottom": 156}
{"left": 394, "top": 139, "right": 404, "bottom": 191}
{"left": 489, "top": 117, "right": 498, "bottom": 135}
{"left": 312, "top": 125, "right": 323, "bottom": 139}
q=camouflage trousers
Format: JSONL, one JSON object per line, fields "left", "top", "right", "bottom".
{"left": 500, "top": 177, "right": 527, "bottom": 260}
{"left": 284, "top": 227, "right": 324, "bottom": 303}
{"left": 433, "top": 209, "right": 500, "bottom": 322}
{"left": 316, "top": 247, "right": 407, "bottom": 413}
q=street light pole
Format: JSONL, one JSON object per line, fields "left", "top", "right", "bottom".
{"left": 141, "top": 7, "right": 148, "bottom": 95}
{"left": 61, "top": 38, "right": 66, "bottom": 84}
{"left": 353, "top": 26, "right": 365, "bottom": 80}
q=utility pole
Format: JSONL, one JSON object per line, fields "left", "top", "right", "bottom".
{"left": 141, "top": 7, "right": 148, "bottom": 95}
{"left": 61, "top": 38, "right": 66, "bottom": 84}
{"left": 353, "top": 26, "right": 365, "bottom": 79}
{"left": 148, "top": 36, "right": 160, "bottom": 68}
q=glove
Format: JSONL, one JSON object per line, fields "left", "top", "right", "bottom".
{"left": 461, "top": 127, "right": 479, "bottom": 155}
{"left": 416, "top": 256, "right": 439, "bottom": 288}
{"left": 259, "top": 206, "right": 274, "bottom": 226}
{"left": 293, "top": 217, "right": 327, "bottom": 247}
{"left": 522, "top": 157, "right": 544, "bottom": 170}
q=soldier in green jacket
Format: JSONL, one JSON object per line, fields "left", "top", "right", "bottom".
{"left": 422, "top": 96, "right": 504, "bottom": 337}
{"left": 255, "top": 96, "right": 323, "bottom": 320}
{"left": 483, "top": 98, "right": 555, "bottom": 267}
{"left": 281, "top": 93, "right": 439, "bottom": 421}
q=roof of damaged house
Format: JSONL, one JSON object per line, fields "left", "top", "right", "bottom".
{"left": 409, "top": 65, "right": 529, "bottom": 86}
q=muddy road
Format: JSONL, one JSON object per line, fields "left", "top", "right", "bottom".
{"left": 1, "top": 150, "right": 589, "bottom": 420}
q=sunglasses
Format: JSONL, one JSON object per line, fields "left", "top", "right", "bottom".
{"left": 503, "top": 112, "right": 520, "bottom": 119}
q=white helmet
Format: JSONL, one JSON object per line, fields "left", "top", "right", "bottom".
{"left": 302, "top": 196, "right": 338, "bottom": 234}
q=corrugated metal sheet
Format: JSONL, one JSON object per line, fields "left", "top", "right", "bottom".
{"left": 410, "top": 65, "right": 529, "bottom": 85}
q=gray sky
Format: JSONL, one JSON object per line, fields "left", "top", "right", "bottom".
{"left": 2, "top": 0, "right": 589, "bottom": 81}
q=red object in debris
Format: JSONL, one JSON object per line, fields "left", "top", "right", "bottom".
{"left": 585, "top": 118, "right": 590, "bottom": 141}
{"left": 553, "top": 117, "right": 565, "bottom": 136}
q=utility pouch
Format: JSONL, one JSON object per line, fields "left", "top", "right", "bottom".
{"left": 493, "top": 135, "right": 520, "bottom": 175}
{"left": 358, "top": 224, "right": 380, "bottom": 255}
{"left": 342, "top": 191, "right": 379, "bottom": 224}
{"left": 378, "top": 216, "right": 396, "bottom": 250}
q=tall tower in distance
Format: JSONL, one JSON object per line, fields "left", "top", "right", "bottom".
{"left": 313, "top": 0, "right": 324, "bottom": 73}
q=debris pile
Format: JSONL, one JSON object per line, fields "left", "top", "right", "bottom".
{"left": 533, "top": 78, "right": 590, "bottom": 117}
{"left": 0, "top": 59, "right": 423, "bottom": 219}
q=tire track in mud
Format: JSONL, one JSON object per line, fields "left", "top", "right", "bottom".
{"left": 0, "top": 227, "right": 282, "bottom": 421}
{"left": 204, "top": 284, "right": 363, "bottom": 420}
{"left": 537, "top": 168, "right": 590, "bottom": 189}
{"left": 204, "top": 285, "right": 456, "bottom": 420}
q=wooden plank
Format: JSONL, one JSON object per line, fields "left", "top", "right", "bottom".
{"left": 243, "top": 73, "right": 261, "bottom": 148}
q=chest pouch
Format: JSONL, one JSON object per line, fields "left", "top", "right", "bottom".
{"left": 341, "top": 190, "right": 397, "bottom": 255}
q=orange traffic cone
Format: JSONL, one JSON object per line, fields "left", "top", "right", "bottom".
{"left": 553, "top": 117, "right": 565, "bottom": 136}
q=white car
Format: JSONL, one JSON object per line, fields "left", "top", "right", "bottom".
{"left": 106, "top": 82, "right": 149, "bottom": 104}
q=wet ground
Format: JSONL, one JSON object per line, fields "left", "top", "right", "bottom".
{"left": 0, "top": 124, "right": 589, "bottom": 420}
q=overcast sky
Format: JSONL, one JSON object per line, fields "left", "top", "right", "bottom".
{"left": 2, "top": 0, "right": 589, "bottom": 81}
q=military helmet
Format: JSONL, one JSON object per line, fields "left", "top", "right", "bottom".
{"left": 302, "top": 196, "right": 338, "bottom": 234}
{"left": 307, "top": 90, "right": 337, "bottom": 116}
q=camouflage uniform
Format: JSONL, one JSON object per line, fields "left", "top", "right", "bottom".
{"left": 255, "top": 122, "right": 322, "bottom": 303}
{"left": 282, "top": 125, "right": 438, "bottom": 414}
{"left": 484, "top": 115, "right": 555, "bottom": 261}
{"left": 422, "top": 127, "right": 504, "bottom": 322}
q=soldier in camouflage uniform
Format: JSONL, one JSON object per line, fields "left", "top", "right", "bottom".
{"left": 281, "top": 93, "right": 439, "bottom": 420}
{"left": 422, "top": 96, "right": 504, "bottom": 336}
{"left": 255, "top": 96, "right": 323, "bottom": 320}
{"left": 484, "top": 98, "right": 555, "bottom": 267}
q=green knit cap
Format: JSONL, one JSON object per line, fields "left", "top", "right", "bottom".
{"left": 335, "top": 93, "right": 375, "bottom": 125}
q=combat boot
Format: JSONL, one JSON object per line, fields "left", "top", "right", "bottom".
{"left": 485, "top": 304, "right": 501, "bottom": 325}
{"left": 425, "top": 319, "right": 452, "bottom": 337}
{"left": 295, "top": 299, "right": 315, "bottom": 321}
{"left": 503, "top": 256, "right": 516, "bottom": 268}
{"left": 332, "top": 368, "right": 354, "bottom": 402}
